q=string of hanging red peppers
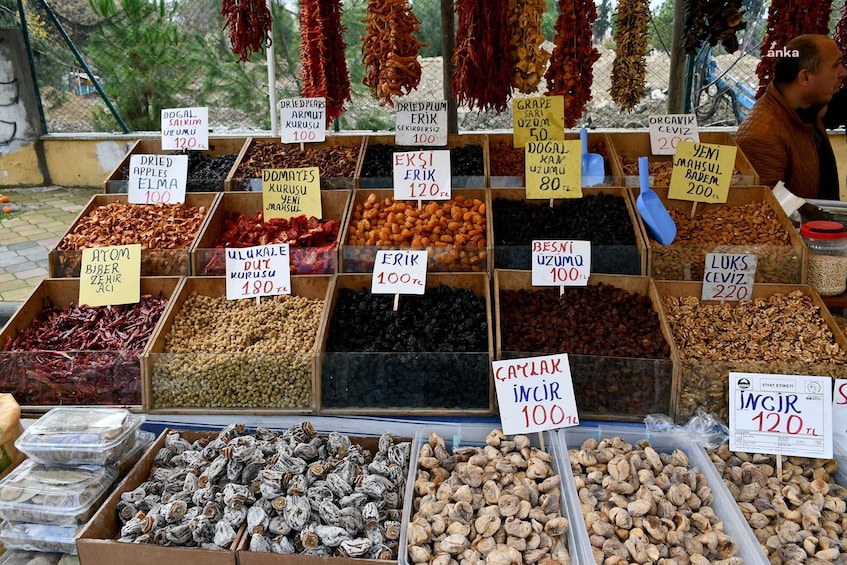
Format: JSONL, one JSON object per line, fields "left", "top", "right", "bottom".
{"left": 544, "top": 0, "right": 600, "bottom": 127}
{"left": 835, "top": 2, "right": 847, "bottom": 74}
{"left": 755, "top": 0, "right": 832, "bottom": 98}
{"left": 221, "top": 0, "right": 273, "bottom": 62}
{"left": 361, "top": 0, "right": 423, "bottom": 106}
{"left": 300, "top": 0, "right": 352, "bottom": 124}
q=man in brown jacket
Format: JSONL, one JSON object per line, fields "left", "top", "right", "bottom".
{"left": 736, "top": 35, "right": 846, "bottom": 200}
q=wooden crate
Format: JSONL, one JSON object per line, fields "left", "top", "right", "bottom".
{"left": 144, "top": 276, "right": 332, "bottom": 414}
{"left": 494, "top": 269, "right": 678, "bottom": 421}
{"left": 191, "top": 190, "right": 352, "bottom": 276}
{"left": 490, "top": 186, "right": 647, "bottom": 275}
{"left": 103, "top": 138, "right": 248, "bottom": 193}
{"left": 0, "top": 277, "right": 183, "bottom": 412}
{"left": 317, "top": 272, "right": 494, "bottom": 415}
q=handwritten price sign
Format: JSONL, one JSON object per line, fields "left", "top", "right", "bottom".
{"left": 280, "top": 98, "right": 326, "bottom": 143}
{"left": 79, "top": 244, "right": 141, "bottom": 307}
{"left": 531, "top": 240, "right": 591, "bottom": 287}
{"left": 395, "top": 100, "right": 447, "bottom": 146}
{"left": 648, "top": 114, "right": 699, "bottom": 155}
{"left": 393, "top": 150, "right": 451, "bottom": 201}
{"left": 525, "top": 140, "right": 582, "bottom": 199}
{"left": 127, "top": 154, "right": 187, "bottom": 205}
{"left": 513, "top": 96, "right": 565, "bottom": 148}
{"left": 372, "top": 250, "right": 428, "bottom": 295}
{"left": 161, "top": 107, "right": 208, "bottom": 150}
{"left": 493, "top": 353, "right": 579, "bottom": 434}
{"left": 668, "top": 141, "right": 736, "bottom": 204}
{"left": 701, "top": 252, "right": 757, "bottom": 301}
{"left": 730, "top": 372, "right": 832, "bottom": 459}
{"left": 225, "top": 244, "right": 292, "bottom": 300}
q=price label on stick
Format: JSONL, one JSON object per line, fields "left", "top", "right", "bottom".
{"left": 730, "top": 372, "right": 832, "bottom": 459}
{"left": 525, "top": 140, "right": 582, "bottom": 199}
{"left": 127, "top": 154, "right": 187, "bottom": 205}
{"left": 161, "top": 107, "right": 208, "bottom": 150}
{"left": 833, "top": 379, "right": 847, "bottom": 445}
{"left": 396, "top": 100, "right": 447, "bottom": 146}
{"left": 79, "top": 244, "right": 141, "bottom": 307}
{"left": 513, "top": 96, "right": 565, "bottom": 148}
{"left": 531, "top": 240, "right": 591, "bottom": 287}
{"left": 668, "top": 141, "right": 736, "bottom": 203}
{"left": 225, "top": 244, "right": 291, "bottom": 300}
{"left": 493, "top": 353, "right": 579, "bottom": 435}
{"left": 372, "top": 250, "right": 427, "bottom": 295}
{"left": 280, "top": 98, "right": 326, "bottom": 143}
{"left": 393, "top": 150, "right": 451, "bottom": 201}
{"left": 648, "top": 114, "right": 699, "bottom": 155}
{"left": 701, "top": 252, "right": 757, "bottom": 301}
{"left": 262, "top": 167, "right": 322, "bottom": 221}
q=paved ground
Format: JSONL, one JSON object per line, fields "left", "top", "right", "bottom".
{"left": 0, "top": 186, "right": 99, "bottom": 306}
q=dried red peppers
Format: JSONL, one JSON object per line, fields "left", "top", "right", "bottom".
{"left": 221, "top": 0, "right": 273, "bottom": 62}
{"left": 300, "top": 0, "right": 352, "bottom": 124}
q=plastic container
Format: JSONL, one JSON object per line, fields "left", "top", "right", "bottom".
{"left": 0, "top": 550, "right": 69, "bottom": 565}
{"left": 15, "top": 407, "right": 144, "bottom": 465}
{"left": 0, "top": 521, "right": 80, "bottom": 554}
{"left": 800, "top": 220, "right": 847, "bottom": 296}
{"left": 112, "top": 430, "right": 156, "bottom": 477}
{"left": 0, "top": 460, "right": 118, "bottom": 526}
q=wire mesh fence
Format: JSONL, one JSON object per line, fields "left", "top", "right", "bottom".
{"left": 6, "top": 0, "right": 847, "bottom": 134}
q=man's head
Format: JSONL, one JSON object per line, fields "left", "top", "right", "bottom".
{"left": 774, "top": 34, "right": 846, "bottom": 106}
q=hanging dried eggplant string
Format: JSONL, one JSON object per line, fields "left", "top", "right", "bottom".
{"left": 609, "top": 0, "right": 650, "bottom": 111}
{"left": 544, "top": 0, "right": 600, "bottom": 127}
{"left": 682, "top": 0, "right": 745, "bottom": 55}
{"left": 221, "top": 0, "right": 273, "bottom": 62}
{"left": 755, "top": 0, "right": 832, "bottom": 98}
{"left": 300, "top": 0, "right": 352, "bottom": 124}
{"left": 508, "top": 0, "right": 550, "bottom": 94}
{"left": 452, "top": 0, "right": 513, "bottom": 113}
{"left": 361, "top": 0, "right": 423, "bottom": 106}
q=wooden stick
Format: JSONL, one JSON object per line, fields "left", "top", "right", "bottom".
{"left": 418, "top": 199, "right": 422, "bottom": 210}
{"left": 690, "top": 201, "right": 698, "bottom": 218}
{"left": 393, "top": 293, "right": 399, "bottom": 311}
{"left": 537, "top": 431, "right": 545, "bottom": 452}
{"left": 776, "top": 453, "right": 783, "bottom": 482}
{"left": 549, "top": 198, "right": 554, "bottom": 208}
{"left": 560, "top": 286, "right": 564, "bottom": 296}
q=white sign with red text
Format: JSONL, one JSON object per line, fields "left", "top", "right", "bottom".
{"left": 393, "top": 150, "right": 452, "bottom": 201}
{"left": 648, "top": 114, "right": 699, "bottom": 155}
{"left": 531, "top": 240, "right": 591, "bottom": 287}
{"left": 161, "top": 107, "right": 208, "bottom": 150}
{"left": 127, "top": 154, "right": 187, "bottom": 205}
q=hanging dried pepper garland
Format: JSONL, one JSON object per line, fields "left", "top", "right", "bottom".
{"left": 452, "top": 0, "right": 513, "bottom": 113}
{"left": 221, "top": 0, "right": 273, "bottom": 62}
{"left": 300, "top": 0, "right": 352, "bottom": 124}
{"left": 610, "top": 0, "right": 649, "bottom": 111}
{"left": 682, "top": 0, "right": 746, "bottom": 55}
{"left": 544, "top": 0, "right": 600, "bottom": 127}
{"left": 361, "top": 0, "right": 423, "bottom": 106}
{"left": 508, "top": 0, "right": 550, "bottom": 94}
{"left": 755, "top": 0, "right": 832, "bottom": 98}
{"left": 834, "top": 1, "right": 847, "bottom": 72}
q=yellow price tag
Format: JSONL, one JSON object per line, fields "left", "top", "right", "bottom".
{"left": 525, "top": 140, "right": 582, "bottom": 199}
{"left": 79, "top": 244, "right": 141, "bottom": 307}
{"left": 513, "top": 96, "right": 565, "bottom": 148}
{"left": 262, "top": 167, "right": 322, "bottom": 220}
{"left": 668, "top": 141, "right": 737, "bottom": 204}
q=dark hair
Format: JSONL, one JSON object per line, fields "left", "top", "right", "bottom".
{"left": 773, "top": 35, "right": 823, "bottom": 84}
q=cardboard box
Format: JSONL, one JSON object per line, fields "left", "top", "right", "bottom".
{"left": 145, "top": 276, "right": 332, "bottom": 413}
{"left": 490, "top": 187, "right": 646, "bottom": 275}
{"left": 318, "top": 273, "right": 494, "bottom": 415}
{"left": 77, "top": 429, "right": 242, "bottom": 565}
{"left": 653, "top": 281, "right": 847, "bottom": 423}
{"left": 634, "top": 186, "right": 805, "bottom": 284}
{"left": 227, "top": 135, "right": 365, "bottom": 191}
{"left": 358, "top": 133, "right": 487, "bottom": 188}
{"left": 341, "top": 189, "right": 491, "bottom": 273}
{"left": 608, "top": 130, "right": 759, "bottom": 187}
{"left": 103, "top": 138, "right": 248, "bottom": 193}
{"left": 494, "top": 270, "right": 677, "bottom": 421}
{"left": 191, "top": 190, "right": 352, "bottom": 276}
{"left": 49, "top": 193, "right": 219, "bottom": 278}
{"left": 0, "top": 277, "right": 182, "bottom": 412}
{"left": 487, "top": 132, "right": 622, "bottom": 187}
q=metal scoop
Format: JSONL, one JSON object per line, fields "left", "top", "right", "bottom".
{"left": 636, "top": 156, "right": 676, "bottom": 245}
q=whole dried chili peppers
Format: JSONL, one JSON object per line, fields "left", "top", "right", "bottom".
{"left": 221, "top": 0, "right": 273, "bottom": 62}
{"left": 610, "top": 0, "right": 650, "bottom": 110}
{"left": 300, "top": 0, "right": 352, "bottom": 124}
{"left": 362, "top": 0, "right": 423, "bottom": 106}
{"left": 452, "top": 0, "right": 513, "bottom": 113}
{"left": 755, "top": 0, "right": 832, "bottom": 98}
{"left": 834, "top": 2, "right": 847, "bottom": 73}
{"left": 545, "top": 0, "right": 600, "bottom": 127}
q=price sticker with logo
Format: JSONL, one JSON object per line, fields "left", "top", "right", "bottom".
{"left": 225, "top": 244, "right": 292, "bottom": 300}
{"left": 372, "top": 250, "right": 428, "bottom": 295}
{"left": 79, "top": 244, "right": 141, "bottom": 307}
{"left": 127, "top": 154, "right": 187, "bottom": 205}
{"left": 531, "top": 240, "right": 591, "bottom": 287}
{"left": 280, "top": 98, "right": 326, "bottom": 144}
{"left": 395, "top": 100, "right": 447, "bottom": 146}
{"left": 648, "top": 114, "right": 699, "bottom": 155}
{"left": 512, "top": 96, "right": 565, "bottom": 148}
{"left": 393, "top": 150, "right": 451, "bottom": 201}
{"left": 525, "top": 140, "right": 582, "bottom": 199}
{"left": 668, "top": 141, "right": 736, "bottom": 204}
{"left": 161, "top": 107, "right": 208, "bottom": 150}
{"left": 702, "top": 252, "right": 757, "bottom": 301}
{"left": 730, "top": 372, "right": 832, "bottom": 459}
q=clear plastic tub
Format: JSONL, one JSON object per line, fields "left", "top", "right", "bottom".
{"left": 112, "top": 430, "right": 156, "bottom": 477}
{"left": 0, "top": 521, "right": 80, "bottom": 554}
{"left": 15, "top": 407, "right": 144, "bottom": 465}
{"left": 0, "top": 550, "right": 71, "bottom": 565}
{"left": 0, "top": 460, "right": 117, "bottom": 526}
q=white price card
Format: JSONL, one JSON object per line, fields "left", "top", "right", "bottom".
{"left": 730, "top": 372, "right": 832, "bottom": 459}
{"left": 648, "top": 113, "right": 699, "bottom": 155}
{"left": 280, "top": 98, "right": 326, "bottom": 144}
{"left": 393, "top": 150, "right": 452, "bottom": 201}
{"left": 395, "top": 100, "right": 448, "bottom": 146}
{"left": 833, "top": 379, "right": 847, "bottom": 444}
{"left": 225, "top": 244, "right": 292, "bottom": 300}
{"left": 161, "top": 107, "right": 209, "bottom": 150}
{"left": 531, "top": 240, "right": 591, "bottom": 287}
{"left": 127, "top": 154, "right": 187, "bottom": 205}
{"left": 493, "top": 353, "right": 579, "bottom": 435}
{"left": 701, "top": 252, "right": 757, "bottom": 301}
{"left": 371, "top": 250, "right": 428, "bottom": 295}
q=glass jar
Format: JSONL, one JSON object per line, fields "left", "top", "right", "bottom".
{"left": 800, "top": 220, "right": 847, "bottom": 296}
